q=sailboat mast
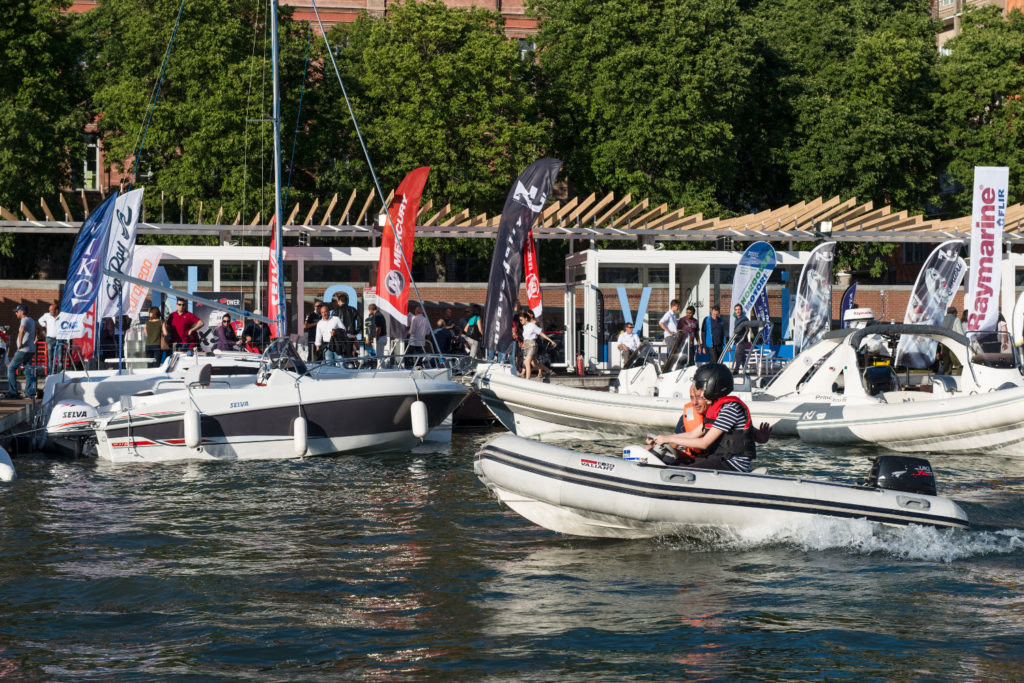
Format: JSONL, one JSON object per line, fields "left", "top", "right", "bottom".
{"left": 270, "top": 0, "right": 286, "bottom": 338}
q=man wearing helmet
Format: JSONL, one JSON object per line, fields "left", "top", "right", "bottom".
{"left": 649, "top": 363, "right": 767, "bottom": 472}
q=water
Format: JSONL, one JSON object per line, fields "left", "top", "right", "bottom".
{"left": 0, "top": 431, "right": 1021, "bottom": 680}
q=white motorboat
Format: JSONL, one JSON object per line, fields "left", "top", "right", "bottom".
{"left": 471, "top": 321, "right": 774, "bottom": 440}
{"left": 795, "top": 325, "right": 1024, "bottom": 455}
{"left": 88, "top": 344, "right": 470, "bottom": 463}
{"left": 43, "top": 350, "right": 265, "bottom": 454}
{"left": 474, "top": 434, "right": 969, "bottom": 539}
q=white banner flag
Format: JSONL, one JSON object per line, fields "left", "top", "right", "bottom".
{"left": 121, "top": 245, "right": 163, "bottom": 319}
{"left": 966, "top": 167, "right": 1008, "bottom": 332}
{"left": 96, "top": 188, "right": 144, "bottom": 319}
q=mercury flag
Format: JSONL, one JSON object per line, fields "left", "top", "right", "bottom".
{"left": 729, "top": 241, "right": 776, "bottom": 336}
{"left": 97, "top": 188, "right": 144, "bottom": 319}
{"left": 483, "top": 158, "right": 562, "bottom": 352}
{"left": 122, "top": 245, "right": 163, "bottom": 319}
{"left": 791, "top": 241, "right": 836, "bottom": 353}
{"left": 895, "top": 240, "right": 966, "bottom": 368}
{"left": 267, "top": 214, "right": 282, "bottom": 337}
{"left": 524, "top": 228, "right": 542, "bottom": 316}
{"left": 376, "top": 167, "right": 430, "bottom": 325}
{"left": 966, "top": 166, "right": 1009, "bottom": 332}
{"left": 54, "top": 193, "right": 120, "bottom": 340}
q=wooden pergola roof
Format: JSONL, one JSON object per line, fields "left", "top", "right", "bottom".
{"left": 3, "top": 190, "right": 1022, "bottom": 244}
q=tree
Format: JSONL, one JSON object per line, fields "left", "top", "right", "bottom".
{"left": 749, "top": 0, "right": 938, "bottom": 276}
{"left": 935, "top": 6, "right": 1024, "bottom": 215}
{"left": 76, "top": 0, "right": 316, "bottom": 230}
{"left": 533, "top": 0, "right": 757, "bottom": 217}
{"left": 321, "top": 0, "right": 550, "bottom": 279}
{"left": 0, "top": 0, "right": 87, "bottom": 273}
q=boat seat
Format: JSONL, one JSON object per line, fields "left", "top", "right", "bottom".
{"left": 930, "top": 374, "right": 958, "bottom": 396}
{"left": 863, "top": 365, "right": 898, "bottom": 396}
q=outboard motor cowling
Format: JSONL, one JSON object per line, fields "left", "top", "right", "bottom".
{"left": 46, "top": 400, "right": 98, "bottom": 437}
{"left": 866, "top": 455, "right": 937, "bottom": 497}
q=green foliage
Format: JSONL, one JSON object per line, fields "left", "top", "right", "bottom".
{"left": 533, "top": 0, "right": 756, "bottom": 216}
{"left": 77, "top": 0, "right": 316, "bottom": 223}
{"left": 0, "top": 0, "right": 87, "bottom": 273}
{"left": 935, "top": 5, "right": 1024, "bottom": 215}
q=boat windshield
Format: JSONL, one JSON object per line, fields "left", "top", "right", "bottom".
{"left": 264, "top": 340, "right": 308, "bottom": 376}
{"left": 966, "top": 329, "right": 1021, "bottom": 370}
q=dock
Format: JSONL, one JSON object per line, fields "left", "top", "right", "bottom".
{"left": 0, "top": 396, "right": 33, "bottom": 435}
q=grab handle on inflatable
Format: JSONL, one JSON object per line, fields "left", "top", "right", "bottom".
{"left": 660, "top": 470, "right": 696, "bottom": 484}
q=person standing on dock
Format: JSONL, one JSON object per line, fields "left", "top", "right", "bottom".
{"left": 167, "top": 299, "right": 203, "bottom": 351}
{"left": 701, "top": 305, "right": 725, "bottom": 363}
{"left": 303, "top": 299, "right": 323, "bottom": 362}
{"left": 5, "top": 305, "right": 37, "bottom": 399}
{"left": 37, "top": 302, "right": 58, "bottom": 373}
{"left": 679, "top": 305, "right": 699, "bottom": 366}
{"left": 659, "top": 299, "right": 680, "bottom": 341}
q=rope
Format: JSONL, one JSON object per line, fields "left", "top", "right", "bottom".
{"left": 128, "top": 0, "right": 188, "bottom": 190}
{"left": 308, "top": 0, "right": 442, "bottom": 356}
{"left": 282, "top": 26, "right": 311, "bottom": 217}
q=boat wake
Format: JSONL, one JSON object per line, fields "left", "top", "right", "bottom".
{"left": 657, "top": 517, "right": 1024, "bottom": 563}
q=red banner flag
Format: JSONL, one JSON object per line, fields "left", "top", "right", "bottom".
{"left": 267, "top": 215, "right": 281, "bottom": 337}
{"left": 376, "top": 167, "right": 430, "bottom": 324}
{"left": 524, "top": 228, "right": 542, "bottom": 316}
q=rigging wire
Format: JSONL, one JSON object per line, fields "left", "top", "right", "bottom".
{"left": 282, "top": 26, "right": 312, "bottom": 218}
{"left": 308, "top": 0, "right": 441, "bottom": 354}
{"left": 128, "top": 0, "right": 188, "bottom": 190}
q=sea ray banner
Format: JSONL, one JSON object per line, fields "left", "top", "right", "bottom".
{"left": 375, "top": 166, "right": 431, "bottom": 325}
{"left": 96, "top": 188, "right": 144, "bottom": 319}
{"left": 483, "top": 158, "right": 562, "bottom": 352}
{"left": 966, "top": 166, "right": 1009, "bottom": 333}
{"left": 840, "top": 282, "right": 858, "bottom": 328}
{"left": 54, "top": 193, "right": 120, "bottom": 340}
{"left": 524, "top": 228, "right": 542, "bottom": 316}
{"left": 122, "top": 245, "right": 163, "bottom": 320}
{"left": 895, "top": 239, "right": 967, "bottom": 369}
{"left": 791, "top": 241, "right": 836, "bottom": 353}
{"left": 753, "top": 288, "right": 771, "bottom": 342}
{"left": 729, "top": 241, "right": 776, "bottom": 336}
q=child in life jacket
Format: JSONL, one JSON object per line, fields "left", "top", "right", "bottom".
{"left": 649, "top": 363, "right": 771, "bottom": 472}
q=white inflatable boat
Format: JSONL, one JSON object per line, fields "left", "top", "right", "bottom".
{"left": 475, "top": 434, "right": 969, "bottom": 539}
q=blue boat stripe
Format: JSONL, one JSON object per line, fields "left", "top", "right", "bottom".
{"left": 478, "top": 447, "right": 968, "bottom": 530}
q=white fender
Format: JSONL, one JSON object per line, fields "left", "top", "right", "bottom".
{"left": 0, "top": 447, "right": 15, "bottom": 482}
{"left": 293, "top": 416, "right": 308, "bottom": 457}
{"left": 184, "top": 408, "right": 201, "bottom": 449}
{"left": 411, "top": 400, "right": 429, "bottom": 440}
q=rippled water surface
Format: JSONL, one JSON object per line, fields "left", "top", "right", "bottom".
{"left": 0, "top": 431, "right": 1021, "bottom": 680}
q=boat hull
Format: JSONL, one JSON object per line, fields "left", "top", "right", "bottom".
{"left": 472, "top": 364, "right": 802, "bottom": 440}
{"left": 94, "top": 376, "right": 468, "bottom": 463}
{"left": 475, "top": 435, "right": 969, "bottom": 538}
{"left": 797, "top": 386, "right": 1024, "bottom": 456}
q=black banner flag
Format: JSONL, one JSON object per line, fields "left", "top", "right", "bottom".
{"left": 483, "top": 158, "right": 562, "bottom": 353}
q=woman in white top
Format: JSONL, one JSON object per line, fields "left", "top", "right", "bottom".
{"left": 518, "top": 311, "right": 555, "bottom": 380}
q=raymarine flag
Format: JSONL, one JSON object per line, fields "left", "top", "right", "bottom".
{"left": 483, "top": 158, "right": 562, "bottom": 352}
{"left": 97, "top": 188, "right": 144, "bottom": 319}
{"left": 791, "top": 241, "right": 836, "bottom": 352}
{"left": 966, "top": 166, "right": 1008, "bottom": 333}
{"left": 729, "top": 241, "right": 776, "bottom": 336}
{"left": 375, "top": 166, "right": 430, "bottom": 325}
{"left": 54, "top": 193, "right": 120, "bottom": 339}
{"left": 895, "top": 240, "right": 966, "bottom": 368}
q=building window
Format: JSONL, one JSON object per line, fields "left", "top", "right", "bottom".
{"left": 74, "top": 134, "right": 101, "bottom": 191}
{"left": 902, "top": 242, "right": 931, "bottom": 265}
{"left": 939, "top": 0, "right": 955, "bottom": 6}
{"left": 518, "top": 39, "right": 536, "bottom": 61}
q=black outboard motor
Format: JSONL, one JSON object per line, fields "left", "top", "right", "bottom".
{"left": 866, "top": 455, "right": 937, "bottom": 497}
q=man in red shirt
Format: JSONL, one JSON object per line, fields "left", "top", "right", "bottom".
{"left": 165, "top": 299, "right": 203, "bottom": 350}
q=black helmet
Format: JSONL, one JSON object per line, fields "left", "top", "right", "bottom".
{"left": 695, "top": 363, "right": 733, "bottom": 402}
